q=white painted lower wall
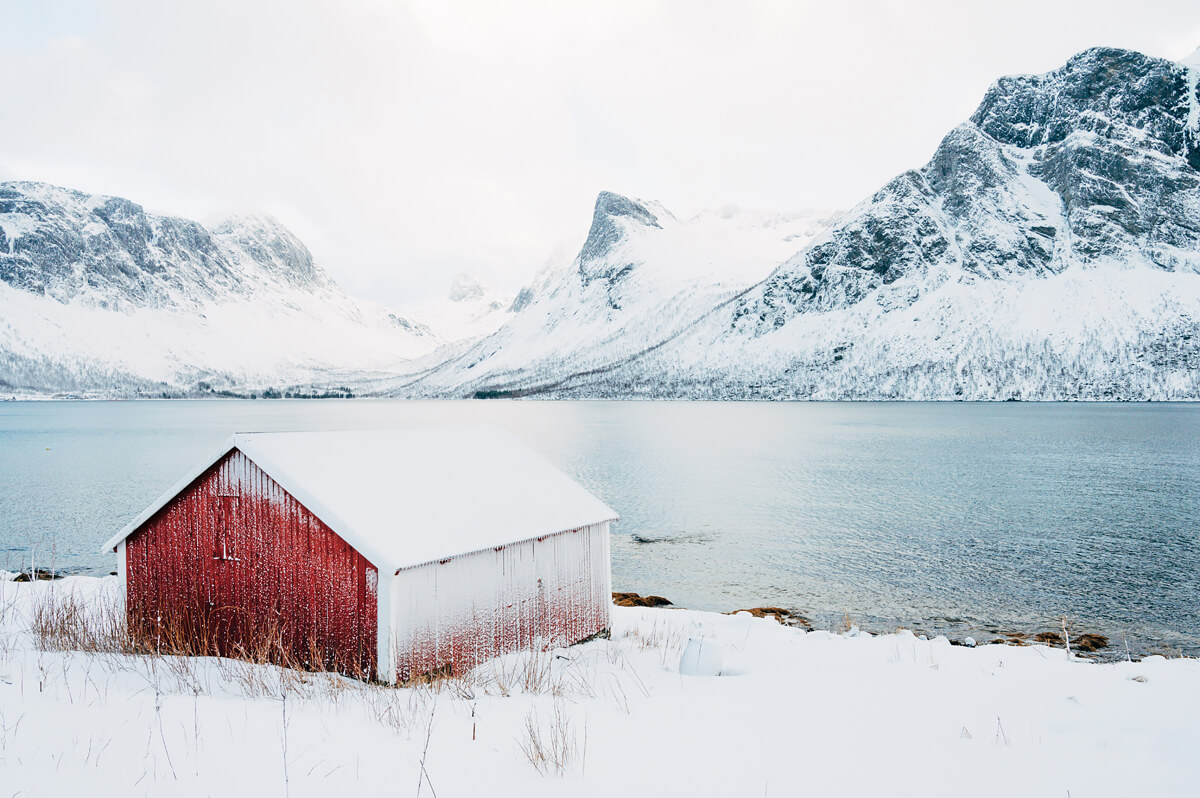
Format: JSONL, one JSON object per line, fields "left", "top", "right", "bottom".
{"left": 382, "top": 522, "right": 611, "bottom": 683}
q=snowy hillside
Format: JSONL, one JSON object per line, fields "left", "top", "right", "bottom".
{"left": 387, "top": 192, "right": 836, "bottom": 397}
{"left": 0, "top": 182, "right": 438, "bottom": 396}
{"left": 398, "top": 47, "right": 1200, "bottom": 400}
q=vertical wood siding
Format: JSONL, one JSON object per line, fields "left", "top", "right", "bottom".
{"left": 125, "top": 450, "right": 378, "bottom": 677}
{"left": 389, "top": 522, "right": 611, "bottom": 682}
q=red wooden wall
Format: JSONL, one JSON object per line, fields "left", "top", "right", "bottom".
{"left": 125, "top": 449, "right": 378, "bottom": 677}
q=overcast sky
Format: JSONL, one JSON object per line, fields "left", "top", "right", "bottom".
{"left": 2, "top": 1, "right": 1198, "bottom": 305}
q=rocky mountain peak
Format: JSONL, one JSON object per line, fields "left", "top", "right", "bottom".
{"left": 0, "top": 182, "right": 335, "bottom": 309}
{"left": 577, "top": 192, "right": 663, "bottom": 286}
{"left": 970, "top": 47, "right": 1197, "bottom": 163}
{"left": 593, "top": 191, "right": 661, "bottom": 226}
{"left": 448, "top": 273, "right": 487, "bottom": 303}
{"left": 210, "top": 213, "right": 318, "bottom": 286}
{"left": 733, "top": 46, "right": 1200, "bottom": 335}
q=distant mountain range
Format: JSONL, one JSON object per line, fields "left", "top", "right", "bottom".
{"left": 0, "top": 182, "right": 446, "bottom": 397}
{"left": 2, "top": 46, "right": 1199, "bottom": 399}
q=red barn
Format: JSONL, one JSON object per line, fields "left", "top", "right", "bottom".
{"left": 103, "top": 426, "right": 617, "bottom": 681}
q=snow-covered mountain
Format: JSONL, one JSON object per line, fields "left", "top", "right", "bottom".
{"left": 4, "top": 46, "right": 1199, "bottom": 401}
{"left": 384, "top": 192, "right": 836, "bottom": 396}
{"left": 0, "top": 182, "right": 437, "bottom": 396}
{"left": 399, "top": 274, "right": 515, "bottom": 344}
{"left": 395, "top": 46, "right": 1200, "bottom": 400}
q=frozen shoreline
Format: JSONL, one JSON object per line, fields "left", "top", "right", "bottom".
{"left": 1, "top": 572, "right": 1179, "bottom": 663}
{"left": 1, "top": 576, "right": 1197, "bottom": 796}
{"left": 3, "top": 573, "right": 1167, "bottom": 663}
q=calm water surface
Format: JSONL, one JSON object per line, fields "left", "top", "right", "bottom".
{"left": 1, "top": 400, "right": 1197, "bottom": 657}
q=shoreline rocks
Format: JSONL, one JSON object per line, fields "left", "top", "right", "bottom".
{"left": 10, "top": 568, "right": 62, "bottom": 582}
{"left": 612, "top": 591, "right": 673, "bottom": 608}
{"left": 613, "top": 591, "right": 1114, "bottom": 656}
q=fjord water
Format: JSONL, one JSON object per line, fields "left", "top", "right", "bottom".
{"left": 2, "top": 400, "right": 1197, "bottom": 656}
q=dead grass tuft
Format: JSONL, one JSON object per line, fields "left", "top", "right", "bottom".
{"left": 518, "top": 698, "right": 583, "bottom": 777}
{"left": 30, "top": 587, "right": 130, "bottom": 654}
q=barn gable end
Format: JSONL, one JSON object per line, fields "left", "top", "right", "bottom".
{"left": 125, "top": 449, "right": 378, "bottom": 677}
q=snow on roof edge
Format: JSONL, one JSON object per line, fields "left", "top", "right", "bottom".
{"left": 101, "top": 432, "right": 400, "bottom": 568}
{"left": 103, "top": 427, "right": 620, "bottom": 573}
{"left": 232, "top": 428, "right": 618, "bottom": 572}
{"left": 392, "top": 518, "right": 618, "bottom": 576}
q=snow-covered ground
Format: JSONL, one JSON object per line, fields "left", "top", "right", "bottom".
{"left": 1, "top": 576, "right": 1196, "bottom": 796}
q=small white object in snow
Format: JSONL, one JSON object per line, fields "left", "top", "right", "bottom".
{"left": 680, "top": 638, "right": 725, "bottom": 676}
{"left": 964, "top": 637, "right": 977, "bottom": 648}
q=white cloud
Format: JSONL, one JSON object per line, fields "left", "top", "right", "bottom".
{"left": 0, "top": 0, "right": 1195, "bottom": 305}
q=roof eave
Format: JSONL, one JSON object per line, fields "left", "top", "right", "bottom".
{"left": 99, "top": 436, "right": 240, "bottom": 554}
{"left": 388, "top": 513, "right": 620, "bottom": 575}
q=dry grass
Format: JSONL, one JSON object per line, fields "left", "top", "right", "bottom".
{"left": 518, "top": 698, "right": 584, "bottom": 777}
{"left": 30, "top": 587, "right": 130, "bottom": 654}
{"left": 618, "top": 616, "right": 686, "bottom": 667}
{"left": 127, "top": 600, "right": 374, "bottom": 681}
{"left": 492, "top": 649, "right": 561, "bottom": 696}
{"left": 13, "top": 581, "right": 679, "bottom": 772}
{"left": 1, "top": 581, "right": 719, "bottom": 792}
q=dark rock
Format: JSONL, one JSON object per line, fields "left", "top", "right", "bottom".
{"left": 11, "top": 568, "right": 61, "bottom": 581}
{"left": 1072, "top": 633, "right": 1110, "bottom": 652}
{"left": 1029, "top": 630, "right": 1109, "bottom": 652}
{"left": 727, "top": 606, "right": 812, "bottom": 628}
{"left": 509, "top": 285, "right": 535, "bottom": 312}
{"left": 612, "top": 591, "right": 673, "bottom": 607}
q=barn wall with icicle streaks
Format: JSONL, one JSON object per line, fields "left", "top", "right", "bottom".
{"left": 389, "top": 522, "right": 611, "bottom": 682}
{"left": 124, "top": 449, "right": 378, "bottom": 676}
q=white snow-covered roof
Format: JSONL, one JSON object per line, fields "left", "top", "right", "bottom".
{"left": 103, "top": 426, "right": 618, "bottom": 573}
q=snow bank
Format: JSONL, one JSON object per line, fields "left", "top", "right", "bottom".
{"left": 0, "top": 576, "right": 1196, "bottom": 796}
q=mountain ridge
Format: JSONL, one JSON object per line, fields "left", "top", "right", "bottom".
{"left": 394, "top": 45, "right": 1200, "bottom": 400}
{"left": 0, "top": 181, "right": 437, "bottom": 396}
{"left": 3, "top": 46, "right": 1199, "bottom": 400}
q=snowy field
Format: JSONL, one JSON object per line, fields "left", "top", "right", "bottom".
{"left": 0, "top": 576, "right": 1197, "bottom": 797}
